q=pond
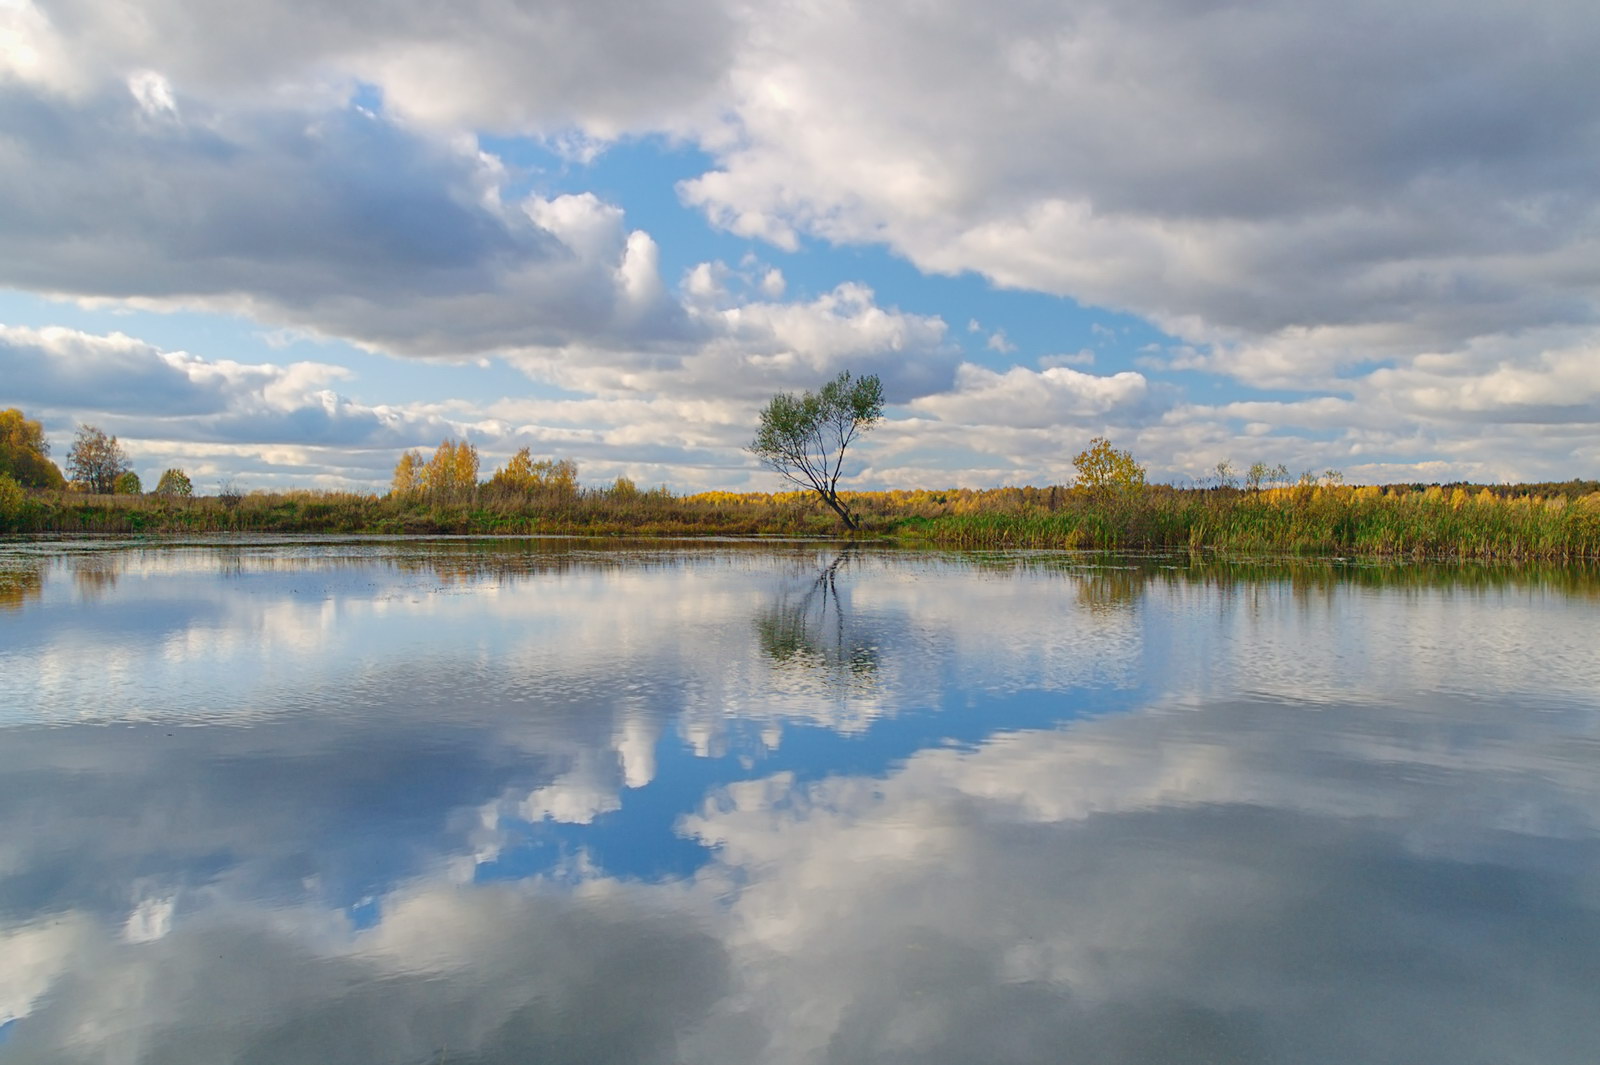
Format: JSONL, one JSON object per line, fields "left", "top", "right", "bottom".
{"left": 1, "top": 538, "right": 1598, "bottom": 1064}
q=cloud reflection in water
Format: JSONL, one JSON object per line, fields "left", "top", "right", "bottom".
{"left": 0, "top": 542, "right": 1596, "bottom": 1063}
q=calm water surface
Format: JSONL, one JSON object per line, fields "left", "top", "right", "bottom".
{"left": 1, "top": 538, "right": 1598, "bottom": 1064}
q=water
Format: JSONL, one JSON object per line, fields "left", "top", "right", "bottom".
{"left": 1, "top": 538, "right": 1598, "bottom": 1064}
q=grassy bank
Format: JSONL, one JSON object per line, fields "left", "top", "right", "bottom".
{"left": 900, "top": 484, "right": 1600, "bottom": 559}
{"left": 3, "top": 482, "right": 1599, "bottom": 559}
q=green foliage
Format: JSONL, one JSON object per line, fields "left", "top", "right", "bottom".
{"left": 609, "top": 475, "right": 639, "bottom": 500}
{"left": 113, "top": 471, "right": 143, "bottom": 495}
{"left": 0, "top": 472, "right": 23, "bottom": 521}
{"left": 154, "top": 468, "right": 193, "bottom": 497}
{"left": 1072, "top": 437, "right": 1147, "bottom": 499}
{"left": 0, "top": 408, "right": 67, "bottom": 489}
{"left": 1246, "top": 462, "right": 1290, "bottom": 491}
{"left": 66, "top": 424, "right": 132, "bottom": 494}
{"left": 749, "top": 371, "right": 885, "bottom": 530}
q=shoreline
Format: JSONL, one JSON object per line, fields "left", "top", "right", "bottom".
{"left": 4, "top": 483, "right": 1599, "bottom": 561}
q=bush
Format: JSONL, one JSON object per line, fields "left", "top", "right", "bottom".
{"left": 0, "top": 472, "right": 23, "bottom": 517}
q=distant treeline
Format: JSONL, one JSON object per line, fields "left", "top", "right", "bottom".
{"left": 5, "top": 480, "right": 1600, "bottom": 560}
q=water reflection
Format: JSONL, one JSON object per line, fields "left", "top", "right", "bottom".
{"left": 0, "top": 540, "right": 1597, "bottom": 1063}
{"left": 0, "top": 559, "right": 41, "bottom": 612}
{"left": 756, "top": 551, "right": 881, "bottom": 684}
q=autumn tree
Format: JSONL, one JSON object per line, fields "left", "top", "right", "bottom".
{"left": 0, "top": 408, "right": 67, "bottom": 489}
{"left": 1072, "top": 437, "right": 1147, "bottom": 500}
{"left": 390, "top": 450, "right": 423, "bottom": 498}
{"left": 488, "top": 449, "right": 578, "bottom": 499}
{"left": 66, "top": 424, "right": 132, "bottom": 494}
{"left": 114, "top": 471, "right": 143, "bottom": 495}
{"left": 749, "top": 371, "right": 885, "bottom": 530}
{"left": 418, "top": 439, "right": 480, "bottom": 501}
{"left": 153, "top": 468, "right": 193, "bottom": 497}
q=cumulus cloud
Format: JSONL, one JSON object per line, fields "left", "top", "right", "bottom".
{"left": 4, "top": 0, "right": 735, "bottom": 133}
{"left": 913, "top": 363, "right": 1157, "bottom": 430}
{"left": 680, "top": 0, "right": 1600, "bottom": 341}
{"left": 23, "top": 0, "right": 1600, "bottom": 359}
{"left": 0, "top": 323, "right": 467, "bottom": 484}
{"left": 0, "top": 83, "right": 703, "bottom": 358}
{"left": 673, "top": 0, "right": 1600, "bottom": 479}
{"left": 5, "top": 0, "right": 1600, "bottom": 483}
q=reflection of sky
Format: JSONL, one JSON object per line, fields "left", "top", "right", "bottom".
{"left": 1, "top": 542, "right": 1598, "bottom": 1062}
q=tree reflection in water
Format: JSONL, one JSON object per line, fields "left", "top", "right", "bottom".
{"left": 70, "top": 554, "right": 121, "bottom": 600}
{"left": 0, "top": 560, "right": 42, "bottom": 612}
{"left": 755, "top": 550, "right": 880, "bottom": 685}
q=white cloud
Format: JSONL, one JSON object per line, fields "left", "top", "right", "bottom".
{"left": 984, "top": 328, "right": 1015, "bottom": 354}
{"left": 3, "top": 0, "right": 1599, "bottom": 484}
{"left": 913, "top": 363, "right": 1155, "bottom": 430}
{"left": 0, "top": 323, "right": 446, "bottom": 446}
{"left": 1039, "top": 350, "right": 1094, "bottom": 369}
{"left": 759, "top": 267, "right": 786, "bottom": 299}
{"left": 0, "top": 82, "right": 707, "bottom": 360}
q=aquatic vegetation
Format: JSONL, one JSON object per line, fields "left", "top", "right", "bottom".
{"left": 4, "top": 481, "right": 1598, "bottom": 558}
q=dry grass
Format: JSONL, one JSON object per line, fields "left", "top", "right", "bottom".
{"left": 3, "top": 481, "right": 1598, "bottom": 559}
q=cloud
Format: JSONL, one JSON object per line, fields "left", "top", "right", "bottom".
{"left": 5, "top": 0, "right": 1600, "bottom": 484}
{"left": 0, "top": 82, "right": 710, "bottom": 358}
{"left": 679, "top": 0, "right": 1600, "bottom": 346}
{"left": 0, "top": 290, "right": 962, "bottom": 489}
{"left": 23, "top": 0, "right": 1599, "bottom": 366}
{"left": 5, "top": 0, "right": 737, "bottom": 135}
{"left": 0, "top": 324, "right": 456, "bottom": 455}
{"left": 984, "top": 328, "right": 1015, "bottom": 354}
{"left": 508, "top": 281, "right": 960, "bottom": 408}
{"left": 912, "top": 363, "right": 1157, "bottom": 430}
{"left": 1039, "top": 350, "right": 1094, "bottom": 369}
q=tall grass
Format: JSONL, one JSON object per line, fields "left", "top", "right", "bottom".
{"left": 4, "top": 482, "right": 1598, "bottom": 559}
{"left": 899, "top": 484, "right": 1600, "bottom": 559}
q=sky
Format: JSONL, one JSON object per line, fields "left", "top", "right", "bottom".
{"left": 1, "top": 0, "right": 1598, "bottom": 492}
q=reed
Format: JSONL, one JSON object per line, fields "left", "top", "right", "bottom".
{"left": 4, "top": 482, "right": 1598, "bottom": 559}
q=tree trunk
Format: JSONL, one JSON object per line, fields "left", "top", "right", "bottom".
{"left": 819, "top": 490, "right": 858, "bottom": 531}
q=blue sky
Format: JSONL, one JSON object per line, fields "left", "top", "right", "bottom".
{"left": 3, "top": 0, "right": 1599, "bottom": 491}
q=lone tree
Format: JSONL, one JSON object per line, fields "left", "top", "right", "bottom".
{"left": 153, "top": 468, "right": 193, "bottom": 497}
{"left": 66, "top": 424, "right": 132, "bottom": 494}
{"left": 749, "top": 370, "right": 885, "bottom": 530}
{"left": 1072, "top": 436, "right": 1147, "bottom": 500}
